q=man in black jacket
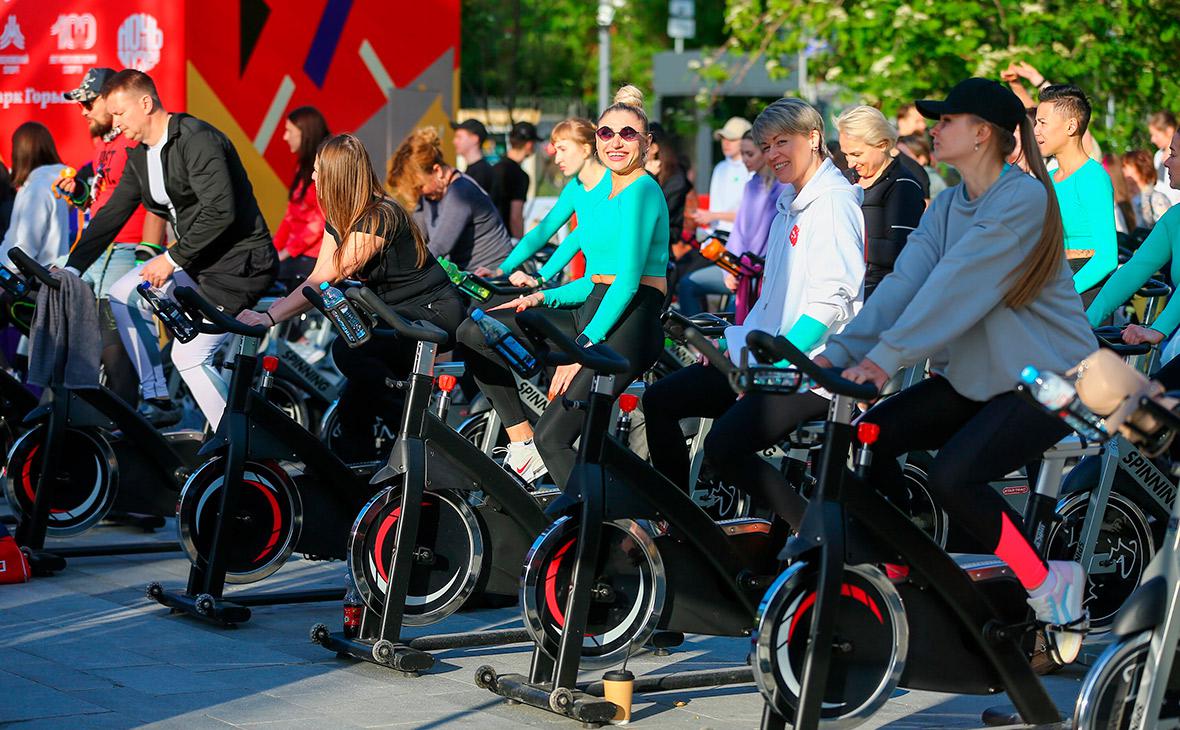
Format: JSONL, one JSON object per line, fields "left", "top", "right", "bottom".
{"left": 66, "top": 69, "right": 277, "bottom": 428}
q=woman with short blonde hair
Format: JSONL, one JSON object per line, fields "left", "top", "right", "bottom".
{"left": 836, "top": 105, "right": 925, "bottom": 298}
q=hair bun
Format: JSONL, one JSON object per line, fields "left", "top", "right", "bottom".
{"left": 613, "top": 84, "right": 645, "bottom": 111}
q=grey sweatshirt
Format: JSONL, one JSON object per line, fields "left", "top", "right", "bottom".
{"left": 413, "top": 174, "right": 512, "bottom": 272}
{"left": 822, "top": 166, "right": 1096, "bottom": 401}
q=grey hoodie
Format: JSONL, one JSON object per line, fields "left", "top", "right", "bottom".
{"left": 822, "top": 166, "right": 1096, "bottom": 401}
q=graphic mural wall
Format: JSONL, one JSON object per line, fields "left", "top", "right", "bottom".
{"left": 0, "top": 0, "right": 459, "bottom": 228}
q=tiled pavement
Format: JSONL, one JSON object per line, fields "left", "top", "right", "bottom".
{"left": 0, "top": 518, "right": 1089, "bottom": 729}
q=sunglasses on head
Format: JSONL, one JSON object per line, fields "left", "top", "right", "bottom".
{"left": 596, "top": 125, "right": 641, "bottom": 142}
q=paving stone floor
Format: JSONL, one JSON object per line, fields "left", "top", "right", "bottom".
{"left": 0, "top": 515, "right": 1092, "bottom": 729}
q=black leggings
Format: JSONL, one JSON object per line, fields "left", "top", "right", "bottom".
{"left": 456, "top": 284, "right": 665, "bottom": 488}
{"left": 863, "top": 376, "right": 1068, "bottom": 555}
{"left": 643, "top": 363, "right": 827, "bottom": 526}
{"left": 331, "top": 293, "right": 465, "bottom": 462}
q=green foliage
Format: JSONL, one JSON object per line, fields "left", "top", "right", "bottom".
{"left": 713, "top": 0, "right": 1180, "bottom": 150}
{"left": 459, "top": 0, "right": 729, "bottom": 118}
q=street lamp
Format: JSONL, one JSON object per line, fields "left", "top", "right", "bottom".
{"left": 598, "top": 0, "right": 624, "bottom": 114}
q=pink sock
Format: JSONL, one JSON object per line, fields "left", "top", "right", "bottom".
{"left": 993, "top": 513, "right": 1049, "bottom": 590}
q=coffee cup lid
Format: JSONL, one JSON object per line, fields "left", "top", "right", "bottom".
{"left": 602, "top": 669, "right": 634, "bottom": 681}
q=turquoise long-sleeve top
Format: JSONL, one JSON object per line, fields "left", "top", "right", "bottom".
{"left": 1087, "top": 204, "right": 1180, "bottom": 335}
{"left": 1056, "top": 159, "right": 1118, "bottom": 293}
{"left": 499, "top": 169, "right": 612, "bottom": 281}
{"left": 542, "top": 173, "right": 670, "bottom": 343}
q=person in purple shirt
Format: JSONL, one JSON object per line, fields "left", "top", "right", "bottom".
{"left": 677, "top": 130, "right": 782, "bottom": 315}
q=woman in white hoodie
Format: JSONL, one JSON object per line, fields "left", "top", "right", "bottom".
{"left": 642, "top": 97, "right": 865, "bottom": 527}
{"left": 0, "top": 122, "right": 70, "bottom": 266}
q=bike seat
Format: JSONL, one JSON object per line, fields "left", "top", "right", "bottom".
{"left": 1111, "top": 575, "right": 1166, "bottom": 637}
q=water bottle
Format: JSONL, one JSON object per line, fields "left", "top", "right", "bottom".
{"left": 1020, "top": 366, "right": 1107, "bottom": 441}
{"left": 0, "top": 265, "right": 29, "bottom": 298}
{"left": 470, "top": 308, "right": 540, "bottom": 377}
{"left": 319, "top": 282, "right": 371, "bottom": 346}
{"left": 136, "top": 282, "right": 198, "bottom": 343}
{"left": 701, "top": 239, "right": 744, "bottom": 277}
{"left": 342, "top": 583, "right": 362, "bottom": 639}
{"left": 437, "top": 257, "right": 492, "bottom": 302}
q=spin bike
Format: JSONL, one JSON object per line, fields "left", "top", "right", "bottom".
{"left": 4, "top": 249, "right": 202, "bottom": 575}
{"left": 1070, "top": 384, "right": 1180, "bottom": 729}
{"left": 146, "top": 286, "right": 377, "bottom": 625}
{"left": 745, "top": 332, "right": 1071, "bottom": 729}
{"left": 477, "top": 314, "right": 781, "bottom": 725}
{"left": 303, "top": 286, "right": 553, "bottom": 672}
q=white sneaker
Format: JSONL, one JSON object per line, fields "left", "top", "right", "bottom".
{"left": 1026, "top": 560, "right": 1088, "bottom": 664}
{"left": 503, "top": 439, "right": 548, "bottom": 483}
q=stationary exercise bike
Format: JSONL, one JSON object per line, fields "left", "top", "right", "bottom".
{"left": 744, "top": 332, "right": 1073, "bottom": 729}
{"left": 3, "top": 249, "right": 202, "bottom": 575}
{"left": 303, "top": 286, "right": 553, "bottom": 672}
{"left": 146, "top": 286, "right": 377, "bottom": 625}
{"left": 477, "top": 314, "right": 781, "bottom": 725}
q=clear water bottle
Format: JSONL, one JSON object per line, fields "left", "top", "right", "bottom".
{"left": 319, "top": 282, "right": 371, "bottom": 345}
{"left": 343, "top": 583, "right": 362, "bottom": 639}
{"left": 470, "top": 308, "right": 539, "bottom": 377}
{"left": 1020, "top": 366, "right": 1107, "bottom": 441}
{"left": 136, "top": 282, "right": 198, "bottom": 343}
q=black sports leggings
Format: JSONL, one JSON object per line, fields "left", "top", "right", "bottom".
{"left": 331, "top": 294, "right": 465, "bottom": 463}
{"left": 456, "top": 284, "right": 665, "bottom": 488}
{"left": 862, "top": 376, "right": 1068, "bottom": 555}
{"left": 643, "top": 363, "right": 828, "bottom": 526}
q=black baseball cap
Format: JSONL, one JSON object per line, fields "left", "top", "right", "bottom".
{"left": 65, "top": 67, "right": 116, "bottom": 103}
{"left": 915, "top": 77, "right": 1026, "bottom": 132}
{"left": 509, "top": 121, "right": 541, "bottom": 143}
{"left": 450, "top": 118, "right": 489, "bottom": 143}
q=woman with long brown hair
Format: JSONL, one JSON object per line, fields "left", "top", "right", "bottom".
{"left": 273, "top": 106, "right": 331, "bottom": 288}
{"left": 385, "top": 127, "right": 511, "bottom": 272}
{"left": 238, "top": 133, "right": 464, "bottom": 461}
{"left": 0, "top": 122, "right": 70, "bottom": 265}
{"left": 817, "top": 78, "right": 1095, "bottom": 662}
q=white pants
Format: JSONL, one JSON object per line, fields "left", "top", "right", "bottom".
{"left": 108, "top": 264, "right": 229, "bottom": 431}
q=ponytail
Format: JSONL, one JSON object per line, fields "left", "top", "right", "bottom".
{"left": 1001, "top": 115, "right": 1064, "bottom": 309}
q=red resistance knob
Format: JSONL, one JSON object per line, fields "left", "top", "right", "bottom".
{"left": 437, "top": 374, "right": 457, "bottom": 393}
{"left": 856, "top": 421, "right": 881, "bottom": 446}
{"left": 262, "top": 355, "right": 279, "bottom": 373}
{"left": 618, "top": 393, "right": 639, "bottom": 413}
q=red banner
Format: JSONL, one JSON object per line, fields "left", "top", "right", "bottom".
{"left": 0, "top": 1, "right": 185, "bottom": 169}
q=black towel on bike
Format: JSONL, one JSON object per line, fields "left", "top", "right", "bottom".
{"left": 27, "top": 270, "right": 100, "bottom": 389}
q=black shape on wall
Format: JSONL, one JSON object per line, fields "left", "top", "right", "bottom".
{"left": 240, "top": 0, "right": 271, "bottom": 76}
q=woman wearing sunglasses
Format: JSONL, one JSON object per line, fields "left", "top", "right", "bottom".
{"left": 456, "top": 85, "right": 669, "bottom": 488}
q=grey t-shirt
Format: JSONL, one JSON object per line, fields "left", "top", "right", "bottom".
{"left": 413, "top": 174, "right": 512, "bottom": 271}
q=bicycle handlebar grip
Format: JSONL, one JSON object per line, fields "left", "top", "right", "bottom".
{"left": 1138, "top": 278, "right": 1171, "bottom": 299}
{"left": 347, "top": 287, "right": 448, "bottom": 344}
{"left": 471, "top": 273, "right": 533, "bottom": 297}
{"left": 7, "top": 249, "right": 60, "bottom": 290}
{"left": 516, "top": 309, "right": 630, "bottom": 375}
{"left": 300, "top": 285, "right": 329, "bottom": 314}
{"left": 745, "top": 330, "right": 880, "bottom": 400}
{"left": 682, "top": 326, "right": 733, "bottom": 375}
{"left": 174, "top": 286, "right": 268, "bottom": 338}
{"left": 1093, "top": 326, "right": 1153, "bottom": 357}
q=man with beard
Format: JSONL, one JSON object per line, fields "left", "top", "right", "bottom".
{"left": 55, "top": 67, "right": 166, "bottom": 405}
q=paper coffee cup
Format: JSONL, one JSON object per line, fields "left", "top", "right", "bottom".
{"left": 602, "top": 669, "right": 634, "bottom": 724}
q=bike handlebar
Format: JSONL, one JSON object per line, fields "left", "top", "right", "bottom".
{"left": 1139, "top": 278, "right": 1171, "bottom": 299}
{"left": 1093, "top": 326, "right": 1153, "bottom": 357}
{"left": 661, "top": 309, "right": 729, "bottom": 339}
{"left": 516, "top": 309, "right": 630, "bottom": 375}
{"left": 745, "top": 330, "right": 880, "bottom": 400}
{"left": 681, "top": 326, "right": 735, "bottom": 376}
{"left": 7, "top": 249, "right": 59, "bottom": 290}
{"left": 174, "top": 286, "right": 268, "bottom": 338}
{"left": 469, "top": 273, "right": 534, "bottom": 297}
{"left": 342, "top": 287, "right": 448, "bottom": 344}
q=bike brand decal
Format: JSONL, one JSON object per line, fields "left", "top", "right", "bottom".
{"left": 516, "top": 379, "right": 549, "bottom": 415}
{"left": 279, "top": 347, "right": 333, "bottom": 395}
{"left": 1001, "top": 485, "right": 1029, "bottom": 496}
{"left": 1121, "top": 449, "right": 1177, "bottom": 508}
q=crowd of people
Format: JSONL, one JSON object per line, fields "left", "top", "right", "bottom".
{"left": 9, "top": 59, "right": 1180, "bottom": 669}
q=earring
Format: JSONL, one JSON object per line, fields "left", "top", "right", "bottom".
{"left": 974, "top": 142, "right": 980, "bottom": 152}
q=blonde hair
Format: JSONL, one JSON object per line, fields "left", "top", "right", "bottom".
{"left": 835, "top": 105, "right": 897, "bottom": 150}
{"left": 752, "top": 97, "right": 829, "bottom": 157}
{"left": 385, "top": 128, "right": 446, "bottom": 210}
{"left": 988, "top": 114, "right": 1065, "bottom": 309}
{"left": 318, "top": 133, "right": 428, "bottom": 271}
{"left": 599, "top": 84, "right": 648, "bottom": 133}
{"left": 551, "top": 117, "right": 595, "bottom": 150}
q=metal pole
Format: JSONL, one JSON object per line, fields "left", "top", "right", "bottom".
{"left": 598, "top": 22, "right": 611, "bottom": 114}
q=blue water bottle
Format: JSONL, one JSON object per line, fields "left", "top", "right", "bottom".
{"left": 320, "top": 282, "right": 371, "bottom": 345}
{"left": 471, "top": 309, "right": 539, "bottom": 377}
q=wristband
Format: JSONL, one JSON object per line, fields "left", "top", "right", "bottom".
{"left": 266, "top": 311, "right": 277, "bottom": 326}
